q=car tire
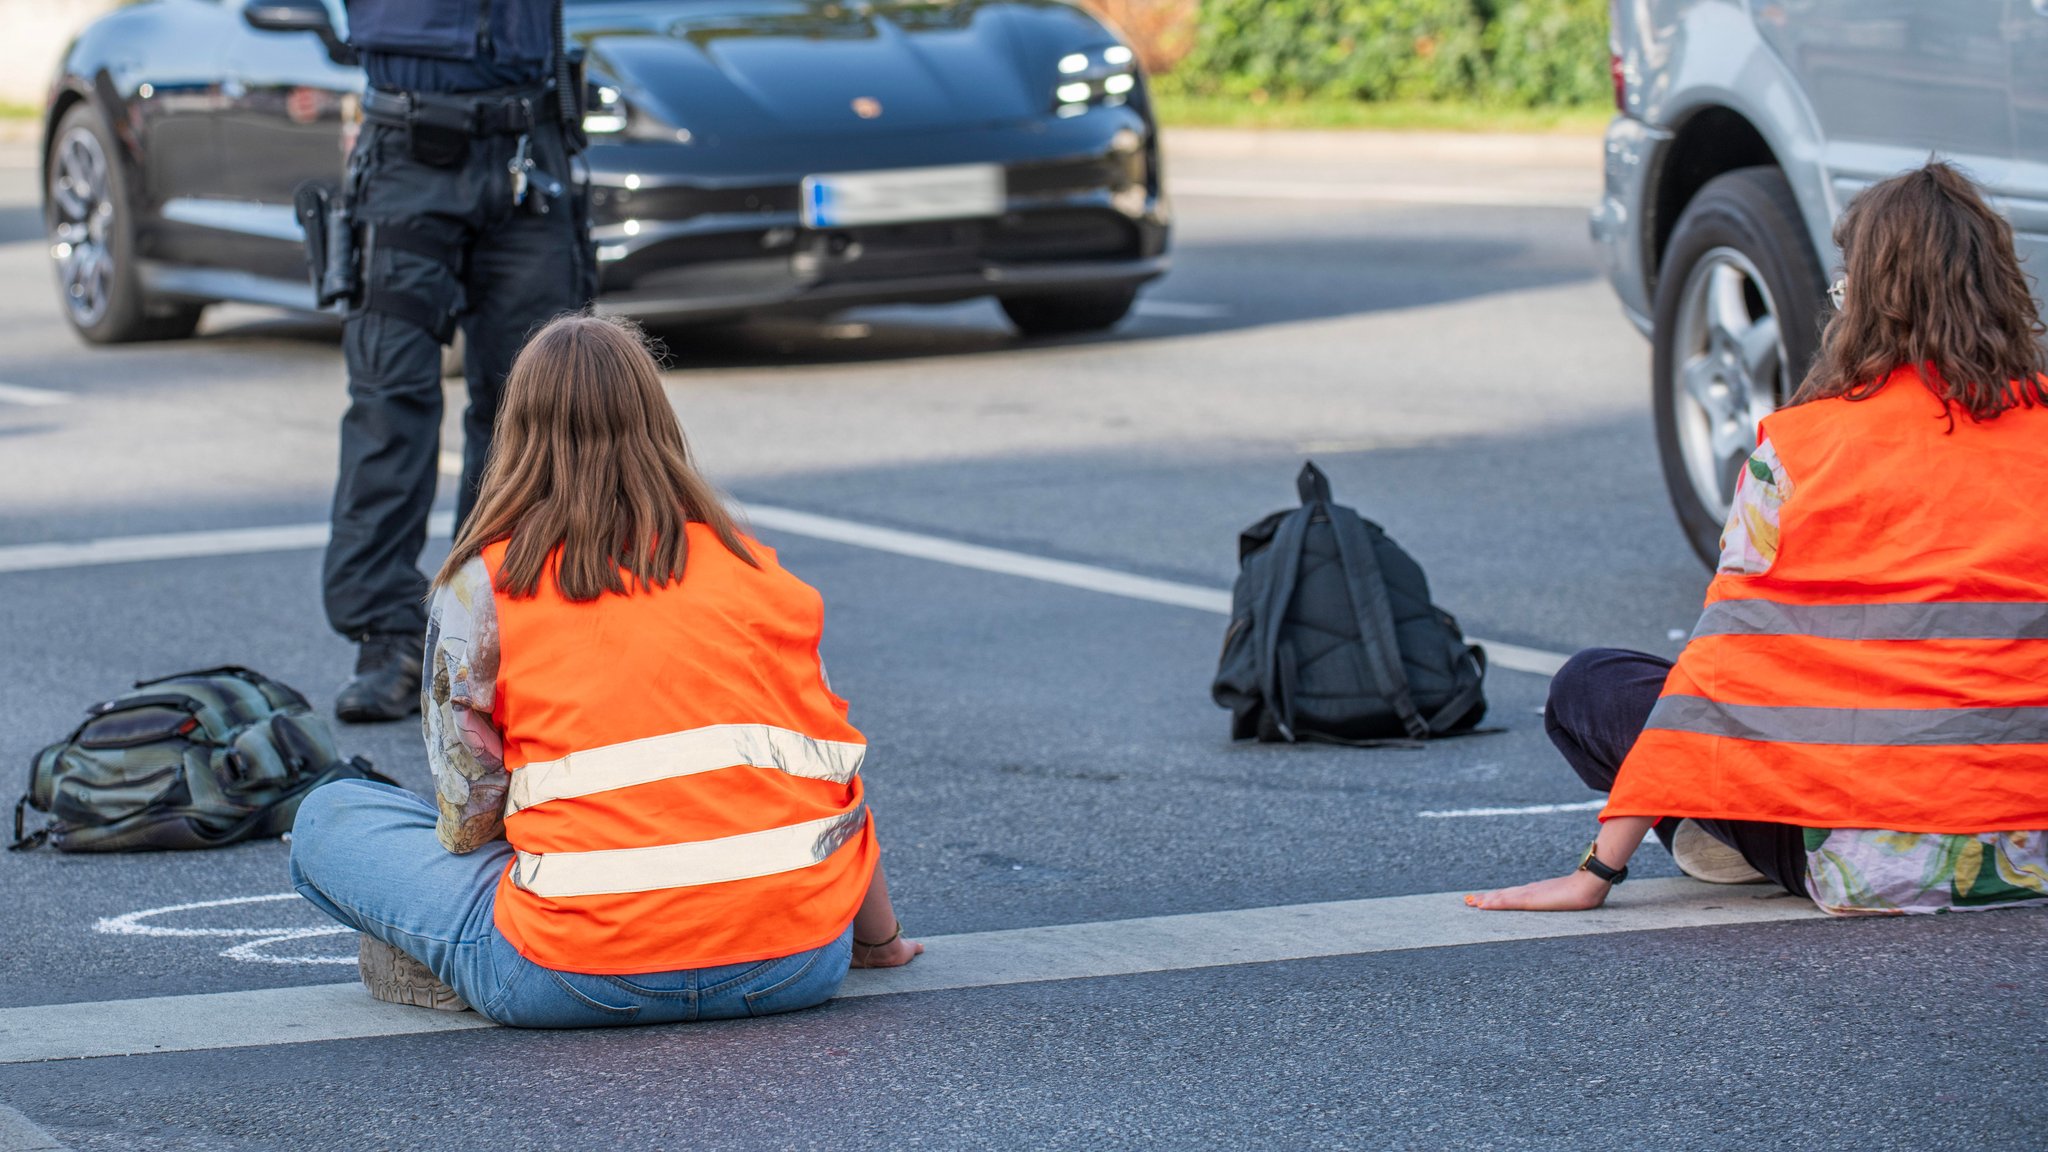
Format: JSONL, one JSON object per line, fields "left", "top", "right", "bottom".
{"left": 1651, "top": 166, "right": 1826, "bottom": 569}
{"left": 1000, "top": 288, "right": 1138, "bottom": 338}
{"left": 45, "top": 102, "right": 205, "bottom": 345}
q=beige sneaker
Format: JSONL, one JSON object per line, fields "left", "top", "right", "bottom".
{"left": 358, "top": 935, "right": 470, "bottom": 1011}
{"left": 1671, "top": 819, "right": 1768, "bottom": 885}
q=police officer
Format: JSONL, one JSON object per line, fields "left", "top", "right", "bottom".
{"left": 327, "top": 0, "right": 591, "bottom": 722}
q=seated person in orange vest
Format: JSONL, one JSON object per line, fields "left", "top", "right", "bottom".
{"left": 290, "top": 314, "right": 920, "bottom": 1026}
{"left": 1469, "top": 161, "right": 2048, "bottom": 916}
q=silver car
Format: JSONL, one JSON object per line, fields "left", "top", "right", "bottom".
{"left": 1592, "top": 0, "right": 2048, "bottom": 564}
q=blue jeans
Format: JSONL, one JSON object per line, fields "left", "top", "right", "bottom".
{"left": 289, "top": 780, "right": 852, "bottom": 1028}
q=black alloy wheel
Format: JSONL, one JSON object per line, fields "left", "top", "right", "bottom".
{"left": 46, "top": 103, "right": 205, "bottom": 344}
{"left": 1651, "top": 166, "right": 1826, "bottom": 568}
{"left": 1000, "top": 287, "right": 1139, "bottom": 338}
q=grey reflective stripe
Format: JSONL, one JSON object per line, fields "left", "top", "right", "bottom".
{"left": 507, "top": 724, "right": 865, "bottom": 815}
{"left": 510, "top": 807, "right": 868, "bottom": 899}
{"left": 1646, "top": 695, "right": 2048, "bottom": 747}
{"left": 1693, "top": 600, "right": 2048, "bottom": 642}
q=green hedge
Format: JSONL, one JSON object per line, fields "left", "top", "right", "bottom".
{"left": 1175, "top": 0, "right": 1609, "bottom": 109}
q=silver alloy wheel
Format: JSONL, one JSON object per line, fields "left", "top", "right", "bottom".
{"left": 1669, "top": 246, "right": 1787, "bottom": 525}
{"left": 49, "top": 124, "right": 117, "bottom": 329}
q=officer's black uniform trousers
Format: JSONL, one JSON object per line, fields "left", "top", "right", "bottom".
{"left": 323, "top": 116, "right": 583, "bottom": 640}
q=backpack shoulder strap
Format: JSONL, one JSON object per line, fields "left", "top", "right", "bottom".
{"left": 1319, "top": 487, "right": 1430, "bottom": 741}
{"left": 1254, "top": 504, "right": 1314, "bottom": 742}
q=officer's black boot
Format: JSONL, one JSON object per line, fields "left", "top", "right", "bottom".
{"left": 335, "top": 632, "right": 424, "bottom": 724}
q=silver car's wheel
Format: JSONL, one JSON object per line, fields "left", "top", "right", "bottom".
{"left": 49, "top": 124, "right": 117, "bottom": 329}
{"left": 1668, "top": 247, "right": 1785, "bottom": 526}
{"left": 1650, "top": 166, "right": 1825, "bottom": 568}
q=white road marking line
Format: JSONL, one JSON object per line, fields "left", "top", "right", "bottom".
{"left": 0, "top": 513, "right": 455, "bottom": 575}
{"left": 0, "top": 505, "right": 1572, "bottom": 675}
{"left": 0, "top": 1105, "right": 69, "bottom": 1151}
{"left": 0, "top": 878, "right": 1819, "bottom": 1064}
{"left": 1173, "top": 178, "right": 1592, "bottom": 210}
{"left": 0, "top": 382, "right": 72, "bottom": 407}
{"left": 1417, "top": 800, "right": 1607, "bottom": 818}
{"left": 742, "top": 504, "right": 1234, "bottom": 614}
{"left": 1133, "top": 300, "right": 1233, "bottom": 319}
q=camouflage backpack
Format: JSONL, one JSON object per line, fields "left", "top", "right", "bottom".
{"left": 10, "top": 666, "right": 389, "bottom": 853}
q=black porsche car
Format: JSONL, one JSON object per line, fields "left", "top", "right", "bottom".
{"left": 42, "top": 0, "right": 1171, "bottom": 345}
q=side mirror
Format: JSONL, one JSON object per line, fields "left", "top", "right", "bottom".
{"left": 245, "top": 0, "right": 357, "bottom": 66}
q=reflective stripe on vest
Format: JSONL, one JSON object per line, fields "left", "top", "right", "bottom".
{"left": 1692, "top": 599, "right": 2048, "bottom": 642}
{"left": 511, "top": 806, "right": 869, "bottom": 899}
{"left": 1646, "top": 695, "right": 2048, "bottom": 747}
{"left": 506, "top": 723, "right": 865, "bottom": 815}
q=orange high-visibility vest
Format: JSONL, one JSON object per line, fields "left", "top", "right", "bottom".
{"left": 1606, "top": 371, "right": 2048, "bottom": 833}
{"left": 482, "top": 525, "right": 878, "bottom": 975}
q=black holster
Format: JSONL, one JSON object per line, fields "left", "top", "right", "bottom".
{"left": 293, "top": 181, "right": 359, "bottom": 310}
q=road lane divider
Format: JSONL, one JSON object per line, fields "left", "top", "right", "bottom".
{"left": 0, "top": 878, "right": 1820, "bottom": 1064}
{"left": 1418, "top": 800, "right": 1607, "bottom": 818}
{"left": 0, "top": 382, "right": 72, "bottom": 407}
{"left": 0, "top": 505, "right": 1570, "bottom": 675}
{"left": 1132, "top": 300, "right": 1233, "bottom": 319}
{"left": 1172, "top": 178, "right": 1593, "bottom": 210}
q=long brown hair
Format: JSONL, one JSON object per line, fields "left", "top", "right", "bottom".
{"left": 435, "top": 314, "right": 755, "bottom": 601}
{"left": 1793, "top": 160, "right": 2047, "bottom": 420}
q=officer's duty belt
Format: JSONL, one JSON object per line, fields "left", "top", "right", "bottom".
{"left": 362, "top": 87, "right": 545, "bottom": 137}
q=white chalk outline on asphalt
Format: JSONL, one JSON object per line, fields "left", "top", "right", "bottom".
{"left": 96, "top": 893, "right": 355, "bottom": 967}
{"left": 0, "top": 506, "right": 1569, "bottom": 676}
{"left": 0, "top": 878, "right": 1820, "bottom": 1065}
{"left": 1418, "top": 800, "right": 1608, "bottom": 819}
{"left": 0, "top": 382, "right": 71, "bottom": 407}
{"left": 1172, "top": 177, "right": 1592, "bottom": 210}
{"left": 0, "top": 1105, "right": 69, "bottom": 1151}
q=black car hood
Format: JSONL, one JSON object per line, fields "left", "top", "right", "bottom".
{"left": 572, "top": 0, "right": 1098, "bottom": 140}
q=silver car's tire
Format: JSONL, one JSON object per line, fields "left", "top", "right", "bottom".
{"left": 45, "top": 103, "right": 204, "bottom": 344}
{"left": 1651, "top": 167, "right": 1825, "bottom": 568}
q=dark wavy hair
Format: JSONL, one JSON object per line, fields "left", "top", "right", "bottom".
{"left": 1793, "top": 160, "right": 2047, "bottom": 421}
{"left": 435, "top": 314, "right": 755, "bottom": 602}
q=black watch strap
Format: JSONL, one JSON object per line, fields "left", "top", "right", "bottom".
{"left": 1577, "top": 840, "right": 1628, "bottom": 885}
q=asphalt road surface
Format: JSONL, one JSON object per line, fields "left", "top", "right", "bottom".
{"left": 0, "top": 130, "right": 2041, "bottom": 1151}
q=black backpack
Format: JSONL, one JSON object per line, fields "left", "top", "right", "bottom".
{"left": 11, "top": 666, "right": 389, "bottom": 853}
{"left": 1212, "top": 463, "right": 1489, "bottom": 746}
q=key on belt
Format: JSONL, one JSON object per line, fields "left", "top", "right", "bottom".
{"left": 508, "top": 134, "right": 532, "bottom": 208}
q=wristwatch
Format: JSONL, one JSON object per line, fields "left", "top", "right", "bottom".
{"left": 1576, "top": 839, "right": 1628, "bottom": 885}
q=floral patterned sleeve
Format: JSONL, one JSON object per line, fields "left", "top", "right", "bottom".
{"left": 1716, "top": 437, "right": 1794, "bottom": 575}
{"left": 422, "top": 557, "right": 509, "bottom": 855}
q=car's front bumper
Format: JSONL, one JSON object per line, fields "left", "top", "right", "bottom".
{"left": 1588, "top": 114, "right": 1672, "bottom": 339}
{"left": 582, "top": 116, "right": 1169, "bottom": 321}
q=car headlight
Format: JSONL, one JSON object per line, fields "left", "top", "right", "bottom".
{"left": 582, "top": 81, "right": 692, "bottom": 143}
{"left": 1052, "top": 44, "right": 1138, "bottom": 118}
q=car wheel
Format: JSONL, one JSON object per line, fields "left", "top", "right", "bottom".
{"left": 1651, "top": 166, "right": 1825, "bottom": 568}
{"left": 46, "top": 103, "right": 205, "bottom": 344}
{"left": 1000, "top": 287, "right": 1138, "bottom": 338}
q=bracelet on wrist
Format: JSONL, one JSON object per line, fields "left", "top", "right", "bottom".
{"left": 854, "top": 920, "right": 902, "bottom": 949}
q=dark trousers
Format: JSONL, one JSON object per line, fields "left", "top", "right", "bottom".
{"left": 1544, "top": 647, "right": 1808, "bottom": 895}
{"left": 323, "top": 118, "right": 586, "bottom": 639}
